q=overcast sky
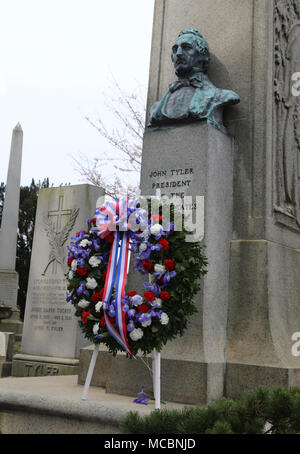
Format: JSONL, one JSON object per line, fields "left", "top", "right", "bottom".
{"left": 0, "top": 0, "right": 154, "bottom": 187}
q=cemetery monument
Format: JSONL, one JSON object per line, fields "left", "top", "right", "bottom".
{"left": 0, "top": 123, "right": 23, "bottom": 338}
{"left": 79, "top": 0, "right": 300, "bottom": 405}
{"left": 12, "top": 184, "right": 104, "bottom": 377}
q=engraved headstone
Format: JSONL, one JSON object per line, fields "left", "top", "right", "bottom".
{"left": 12, "top": 184, "right": 104, "bottom": 377}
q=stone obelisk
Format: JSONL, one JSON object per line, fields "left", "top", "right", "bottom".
{"left": 0, "top": 123, "right": 23, "bottom": 316}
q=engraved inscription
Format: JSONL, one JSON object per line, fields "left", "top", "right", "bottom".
{"left": 273, "top": 0, "right": 300, "bottom": 231}
{"left": 149, "top": 167, "right": 194, "bottom": 199}
{"left": 29, "top": 278, "right": 73, "bottom": 335}
{"left": 24, "top": 363, "right": 60, "bottom": 377}
{"left": 0, "top": 272, "right": 18, "bottom": 306}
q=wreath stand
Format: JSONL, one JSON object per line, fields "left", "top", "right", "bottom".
{"left": 82, "top": 191, "right": 162, "bottom": 409}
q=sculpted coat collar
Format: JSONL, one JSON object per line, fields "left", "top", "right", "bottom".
{"left": 169, "top": 72, "right": 206, "bottom": 93}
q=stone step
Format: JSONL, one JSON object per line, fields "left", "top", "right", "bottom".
{"left": 0, "top": 375, "right": 188, "bottom": 434}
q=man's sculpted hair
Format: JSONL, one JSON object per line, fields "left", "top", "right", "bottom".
{"left": 174, "top": 29, "right": 210, "bottom": 73}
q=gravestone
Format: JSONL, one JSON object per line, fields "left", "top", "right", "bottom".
{"left": 12, "top": 184, "right": 104, "bottom": 377}
{"left": 0, "top": 123, "right": 23, "bottom": 338}
{"left": 0, "top": 332, "right": 15, "bottom": 377}
{"left": 80, "top": 0, "right": 300, "bottom": 404}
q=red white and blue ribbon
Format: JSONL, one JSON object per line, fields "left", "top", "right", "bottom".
{"left": 95, "top": 197, "right": 138, "bottom": 359}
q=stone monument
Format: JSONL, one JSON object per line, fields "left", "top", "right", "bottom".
{"left": 79, "top": 13, "right": 239, "bottom": 404}
{"left": 0, "top": 123, "right": 23, "bottom": 339}
{"left": 12, "top": 184, "right": 104, "bottom": 377}
{"left": 80, "top": 0, "right": 300, "bottom": 405}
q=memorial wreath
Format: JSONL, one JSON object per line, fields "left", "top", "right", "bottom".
{"left": 65, "top": 197, "right": 207, "bottom": 357}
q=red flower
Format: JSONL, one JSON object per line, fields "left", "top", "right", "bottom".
{"left": 81, "top": 311, "right": 90, "bottom": 323}
{"left": 105, "top": 233, "right": 114, "bottom": 243}
{"left": 160, "top": 291, "right": 171, "bottom": 301}
{"left": 138, "top": 304, "right": 149, "bottom": 313}
{"left": 151, "top": 214, "right": 162, "bottom": 222}
{"left": 144, "top": 291, "right": 155, "bottom": 302}
{"left": 164, "top": 259, "right": 175, "bottom": 271}
{"left": 91, "top": 289, "right": 104, "bottom": 303}
{"left": 76, "top": 230, "right": 88, "bottom": 237}
{"left": 142, "top": 259, "right": 153, "bottom": 273}
{"left": 90, "top": 218, "right": 96, "bottom": 223}
{"left": 127, "top": 291, "right": 137, "bottom": 297}
{"left": 77, "top": 267, "right": 87, "bottom": 276}
{"left": 67, "top": 256, "right": 75, "bottom": 267}
{"left": 158, "top": 239, "right": 169, "bottom": 251}
{"left": 100, "top": 316, "right": 106, "bottom": 327}
{"left": 156, "top": 277, "right": 164, "bottom": 286}
{"left": 109, "top": 316, "right": 116, "bottom": 324}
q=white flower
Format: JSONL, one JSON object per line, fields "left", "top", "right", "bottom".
{"left": 86, "top": 277, "right": 97, "bottom": 290}
{"left": 150, "top": 223, "right": 163, "bottom": 236}
{"left": 71, "top": 260, "right": 78, "bottom": 271}
{"left": 78, "top": 299, "right": 90, "bottom": 309}
{"left": 68, "top": 270, "right": 74, "bottom": 280}
{"left": 129, "top": 328, "right": 144, "bottom": 341}
{"left": 154, "top": 264, "right": 165, "bottom": 274}
{"left": 154, "top": 298, "right": 162, "bottom": 308}
{"left": 93, "top": 323, "right": 100, "bottom": 335}
{"left": 141, "top": 319, "right": 152, "bottom": 328}
{"left": 89, "top": 256, "right": 101, "bottom": 268}
{"left": 95, "top": 301, "right": 103, "bottom": 312}
{"left": 131, "top": 295, "right": 143, "bottom": 306}
{"left": 79, "top": 239, "right": 89, "bottom": 248}
{"left": 160, "top": 312, "right": 169, "bottom": 325}
{"left": 139, "top": 242, "right": 148, "bottom": 252}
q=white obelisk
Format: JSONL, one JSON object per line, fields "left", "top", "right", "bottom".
{"left": 0, "top": 123, "right": 23, "bottom": 270}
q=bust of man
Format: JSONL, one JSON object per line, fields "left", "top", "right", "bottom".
{"left": 149, "top": 29, "right": 240, "bottom": 134}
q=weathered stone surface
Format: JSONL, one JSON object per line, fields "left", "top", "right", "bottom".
{"left": 80, "top": 123, "right": 233, "bottom": 405}
{"left": 0, "top": 271, "right": 18, "bottom": 308}
{"left": 226, "top": 240, "right": 300, "bottom": 370}
{"left": 0, "top": 124, "right": 23, "bottom": 271}
{"left": 12, "top": 356, "right": 78, "bottom": 377}
{"left": 0, "top": 332, "right": 15, "bottom": 377}
{"left": 79, "top": 346, "right": 226, "bottom": 405}
{"left": 13, "top": 185, "right": 104, "bottom": 376}
{"left": 0, "top": 375, "right": 187, "bottom": 434}
{"left": 80, "top": 0, "right": 300, "bottom": 402}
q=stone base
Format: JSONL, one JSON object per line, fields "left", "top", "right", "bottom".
{"left": 0, "top": 306, "right": 23, "bottom": 340}
{"left": 0, "top": 375, "right": 186, "bottom": 434}
{"left": 12, "top": 354, "right": 79, "bottom": 377}
{"left": 225, "top": 363, "right": 300, "bottom": 400}
{"left": 78, "top": 346, "right": 224, "bottom": 405}
{"left": 0, "top": 361, "right": 12, "bottom": 377}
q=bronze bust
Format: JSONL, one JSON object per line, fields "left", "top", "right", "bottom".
{"left": 149, "top": 29, "right": 240, "bottom": 134}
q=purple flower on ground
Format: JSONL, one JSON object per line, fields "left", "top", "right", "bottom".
{"left": 133, "top": 385, "right": 149, "bottom": 405}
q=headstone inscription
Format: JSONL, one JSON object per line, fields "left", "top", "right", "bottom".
{"left": 12, "top": 184, "right": 104, "bottom": 377}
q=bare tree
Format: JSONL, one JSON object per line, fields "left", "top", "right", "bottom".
{"left": 73, "top": 80, "right": 146, "bottom": 198}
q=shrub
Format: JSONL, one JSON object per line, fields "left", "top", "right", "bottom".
{"left": 120, "top": 386, "right": 300, "bottom": 434}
